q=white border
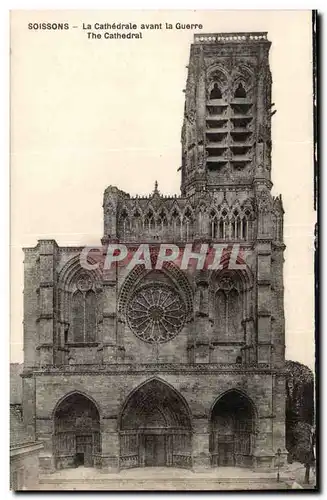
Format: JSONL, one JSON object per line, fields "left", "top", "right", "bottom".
{"left": 3, "top": 3, "right": 324, "bottom": 499}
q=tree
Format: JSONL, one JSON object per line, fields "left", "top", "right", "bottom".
{"left": 285, "top": 360, "right": 315, "bottom": 467}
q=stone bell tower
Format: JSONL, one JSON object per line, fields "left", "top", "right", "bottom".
{"left": 180, "top": 33, "right": 286, "bottom": 370}
{"left": 181, "top": 32, "right": 275, "bottom": 197}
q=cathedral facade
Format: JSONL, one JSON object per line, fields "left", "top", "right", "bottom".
{"left": 22, "top": 32, "right": 287, "bottom": 473}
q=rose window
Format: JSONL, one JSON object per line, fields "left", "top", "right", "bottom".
{"left": 127, "top": 283, "right": 186, "bottom": 344}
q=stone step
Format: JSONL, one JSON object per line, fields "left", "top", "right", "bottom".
{"left": 38, "top": 478, "right": 290, "bottom": 491}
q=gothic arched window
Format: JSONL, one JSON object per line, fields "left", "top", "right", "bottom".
{"left": 85, "top": 291, "right": 97, "bottom": 342}
{"left": 171, "top": 209, "right": 181, "bottom": 238}
{"left": 120, "top": 209, "right": 130, "bottom": 237}
{"left": 71, "top": 289, "right": 97, "bottom": 343}
{"left": 145, "top": 210, "right": 155, "bottom": 232}
{"left": 216, "top": 290, "right": 226, "bottom": 337}
{"left": 157, "top": 210, "right": 168, "bottom": 235}
{"left": 133, "top": 211, "right": 141, "bottom": 232}
{"left": 184, "top": 207, "right": 194, "bottom": 240}
{"left": 209, "top": 210, "right": 218, "bottom": 239}
{"left": 218, "top": 220, "right": 224, "bottom": 239}
{"left": 214, "top": 278, "right": 244, "bottom": 342}
{"left": 228, "top": 210, "right": 246, "bottom": 240}
{"left": 244, "top": 209, "right": 251, "bottom": 240}
{"left": 72, "top": 291, "right": 84, "bottom": 343}
{"left": 273, "top": 213, "right": 283, "bottom": 242}
{"left": 228, "top": 288, "right": 242, "bottom": 334}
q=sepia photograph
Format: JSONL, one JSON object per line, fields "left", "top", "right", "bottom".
{"left": 9, "top": 9, "right": 317, "bottom": 491}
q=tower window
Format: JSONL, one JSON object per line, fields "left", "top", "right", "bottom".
{"left": 219, "top": 220, "right": 224, "bottom": 239}
{"left": 234, "top": 83, "right": 247, "bottom": 98}
{"left": 157, "top": 210, "right": 168, "bottom": 234}
{"left": 133, "top": 211, "right": 141, "bottom": 231}
{"left": 145, "top": 211, "right": 155, "bottom": 231}
{"left": 120, "top": 209, "right": 130, "bottom": 237}
{"left": 210, "top": 83, "right": 222, "bottom": 100}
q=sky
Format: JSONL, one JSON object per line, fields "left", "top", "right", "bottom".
{"left": 10, "top": 10, "right": 316, "bottom": 369}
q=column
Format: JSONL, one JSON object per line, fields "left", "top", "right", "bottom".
{"left": 36, "top": 418, "right": 56, "bottom": 473}
{"left": 253, "top": 385, "right": 275, "bottom": 469}
{"left": 102, "top": 258, "right": 118, "bottom": 363}
{"left": 100, "top": 418, "right": 119, "bottom": 472}
{"left": 196, "top": 45, "right": 206, "bottom": 137}
{"left": 194, "top": 283, "right": 212, "bottom": 363}
{"left": 23, "top": 249, "right": 39, "bottom": 369}
{"left": 272, "top": 374, "right": 288, "bottom": 466}
{"left": 22, "top": 374, "right": 36, "bottom": 439}
{"left": 192, "top": 417, "right": 210, "bottom": 471}
{"left": 271, "top": 247, "right": 286, "bottom": 368}
{"left": 256, "top": 241, "right": 272, "bottom": 365}
{"left": 36, "top": 240, "right": 58, "bottom": 366}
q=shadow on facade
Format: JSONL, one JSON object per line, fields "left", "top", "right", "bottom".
{"left": 53, "top": 393, "right": 101, "bottom": 469}
{"left": 210, "top": 390, "right": 256, "bottom": 467}
{"left": 51, "top": 385, "right": 259, "bottom": 471}
{"left": 119, "top": 379, "right": 192, "bottom": 469}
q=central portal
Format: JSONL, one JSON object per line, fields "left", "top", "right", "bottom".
{"left": 119, "top": 379, "right": 192, "bottom": 469}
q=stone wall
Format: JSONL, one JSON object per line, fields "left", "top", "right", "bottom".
{"left": 10, "top": 445, "right": 43, "bottom": 490}
{"left": 32, "top": 370, "right": 286, "bottom": 472}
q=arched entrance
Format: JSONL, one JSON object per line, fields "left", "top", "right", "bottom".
{"left": 53, "top": 393, "right": 101, "bottom": 469}
{"left": 210, "top": 390, "right": 255, "bottom": 467}
{"left": 119, "top": 379, "right": 192, "bottom": 469}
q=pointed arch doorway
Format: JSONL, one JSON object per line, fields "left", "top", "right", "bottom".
{"left": 53, "top": 393, "right": 101, "bottom": 469}
{"left": 119, "top": 379, "right": 192, "bottom": 469}
{"left": 210, "top": 390, "right": 256, "bottom": 467}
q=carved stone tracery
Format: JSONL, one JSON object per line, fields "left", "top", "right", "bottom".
{"left": 127, "top": 283, "right": 186, "bottom": 344}
{"left": 76, "top": 275, "right": 93, "bottom": 293}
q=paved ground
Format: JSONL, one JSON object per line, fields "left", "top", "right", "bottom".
{"left": 282, "top": 462, "right": 317, "bottom": 490}
{"left": 39, "top": 481, "right": 289, "bottom": 491}
{"left": 38, "top": 466, "right": 295, "bottom": 491}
